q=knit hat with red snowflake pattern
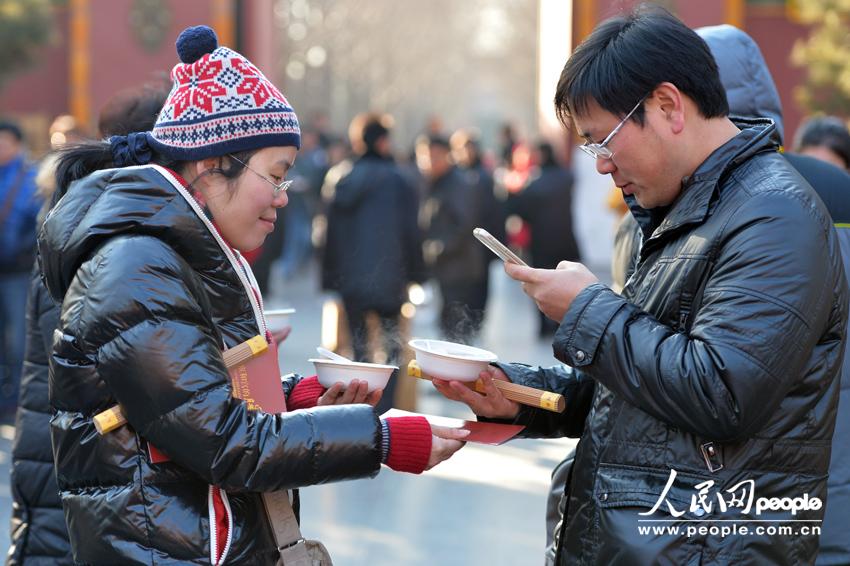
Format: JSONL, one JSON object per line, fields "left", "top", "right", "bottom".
{"left": 148, "top": 25, "right": 300, "bottom": 161}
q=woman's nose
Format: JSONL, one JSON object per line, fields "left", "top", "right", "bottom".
{"left": 272, "top": 190, "right": 288, "bottom": 208}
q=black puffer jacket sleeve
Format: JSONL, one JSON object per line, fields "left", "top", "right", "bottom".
{"left": 69, "top": 234, "right": 381, "bottom": 491}
{"left": 553, "top": 189, "right": 845, "bottom": 443}
{"left": 491, "top": 362, "right": 595, "bottom": 439}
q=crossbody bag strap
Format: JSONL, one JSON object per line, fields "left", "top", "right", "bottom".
{"left": 263, "top": 491, "right": 314, "bottom": 566}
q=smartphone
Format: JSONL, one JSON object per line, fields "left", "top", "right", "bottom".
{"left": 473, "top": 228, "right": 529, "bottom": 267}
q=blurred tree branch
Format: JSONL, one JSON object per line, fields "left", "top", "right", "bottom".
{"left": 0, "top": 0, "right": 64, "bottom": 90}
{"left": 275, "top": 0, "right": 538, "bottom": 148}
{"left": 791, "top": 0, "right": 850, "bottom": 117}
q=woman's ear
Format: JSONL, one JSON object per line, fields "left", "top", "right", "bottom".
{"left": 198, "top": 157, "right": 223, "bottom": 177}
{"left": 189, "top": 157, "right": 225, "bottom": 202}
{"left": 187, "top": 158, "right": 219, "bottom": 205}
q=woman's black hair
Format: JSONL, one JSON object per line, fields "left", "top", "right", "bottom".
{"left": 53, "top": 140, "right": 256, "bottom": 199}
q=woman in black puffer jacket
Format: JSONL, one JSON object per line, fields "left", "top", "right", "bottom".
{"left": 37, "top": 26, "right": 465, "bottom": 565}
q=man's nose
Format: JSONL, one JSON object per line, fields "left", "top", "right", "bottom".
{"left": 595, "top": 155, "right": 616, "bottom": 175}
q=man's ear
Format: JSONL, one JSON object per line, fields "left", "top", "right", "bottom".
{"left": 651, "top": 82, "right": 685, "bottom": 135}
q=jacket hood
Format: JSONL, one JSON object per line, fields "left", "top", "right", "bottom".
{"left": 697, "top": 24, "right": 785, "bottom": 144}
{"left": 38, "top": 165, "right": 235, "bottom": 303}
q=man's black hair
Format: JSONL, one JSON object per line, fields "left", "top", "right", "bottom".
{"left": 361, "top": 116, "right": 390, "bottom": 153}
{"left": 425, "top": 134, "right": 450, "bottom": 150}
{"left": 554, "top": 4, "right": 728, "bottom": 129}
{"left": 98, "top": 82, "right": 170, "bottom": 138}
{"left": 794, "top": 116, "right": 850, "bottom": 169}
{"left": 537, "top": 141, "right": 557, "bottom": 167}
{"left": 0, "top": 120, "right": 24, "bottom": 141}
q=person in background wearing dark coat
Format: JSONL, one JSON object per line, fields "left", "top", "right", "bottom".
{"left": 37, "top": 26, "right": 465, "bottom": 565}
{"left": 0, "top": 121, "right": 40, "bottom": 425}
{"left": 322, "top": 112, "right": 425, "bottom": 413}
{"left": 6, "top": 81, "right": 170, "bottom": 566}
{"left": 434, "top": 8, "right": 847, "bottom": 565}
{"left": 418, "top": 134, "right": 487, "bottom": 343}
{"left": 508, "top": 141, "right": 581, "bottom": 336}
{"left": 498, "top": 122, "right": 518, "bottom": 167}
{"left": 451, "top": 129, "right": 504, "bottom": 318}
{"left": 793, "top": 115, "right": 850, "bottom": 172}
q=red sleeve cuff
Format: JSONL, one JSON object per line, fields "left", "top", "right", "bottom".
{"left": 287, "top": 375, "right": 325, "bottom": 410}
{"left": 384, "top": 416, "right": 432, "bottom": 474}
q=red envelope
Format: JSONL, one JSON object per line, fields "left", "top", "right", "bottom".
{"left": 382, "top": 408, "right": 524, "bottom": 445}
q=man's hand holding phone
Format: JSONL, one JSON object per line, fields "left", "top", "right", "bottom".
{"left": 472, "top": 226, "right": 598, "bottom": 329}
{"left": 505, "top": 260, "right": 599, "bottom": 322}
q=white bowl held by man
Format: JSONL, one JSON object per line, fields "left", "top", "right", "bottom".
{"left": 409, "top": 338, "right": 498, "bottom": 381}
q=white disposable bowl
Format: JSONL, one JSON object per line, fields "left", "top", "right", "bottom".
{"left": 408, "top": 338, "right": 498, "bottom": 382}
{"left": 309, "top": 358, "right": 397, "bottom": 393}
{"left": 264, "top": 308, "right": 296, "bottom": 332}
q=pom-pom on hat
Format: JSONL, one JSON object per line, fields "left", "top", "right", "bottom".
{"left": 148, "top": 25, "right": 300, "bottom": 161}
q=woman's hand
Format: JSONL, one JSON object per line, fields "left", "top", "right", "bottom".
{"left": 317, "top": 380, "right": 383, "bottom": 407}
{"left": 432, "top": 366, "right": 520, "bottom": 420}
{"left": 270, "top": 327, "right": 291, "bottom": 346}
{"left": 426, "top": 425, "right": 469, "bottom": 470}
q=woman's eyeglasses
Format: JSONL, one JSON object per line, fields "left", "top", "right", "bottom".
{"left": 228, "top": 154, "right": 292, "bottom": 196}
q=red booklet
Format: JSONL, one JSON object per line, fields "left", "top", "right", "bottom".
{"left": 382, "top": 408, "right": 524, "bottom": 445}
{"left": 148, "top": 340, "right": 285, "bottom": 463}
{"left": 228, "top": 340, "right": 286, "bottom": 413}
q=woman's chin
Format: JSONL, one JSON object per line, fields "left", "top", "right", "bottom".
{"left": 234, "top": 237, "right": 265, "bottom": 254}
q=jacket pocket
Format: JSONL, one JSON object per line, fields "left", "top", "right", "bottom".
{"left": 592, "top": 464, "right": 712, "bottom": 565}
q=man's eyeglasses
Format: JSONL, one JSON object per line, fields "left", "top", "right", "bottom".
{"left": 228, "top": 154, "right": 292, "bottom": 196}
{"left": 579, "top": 95, "right": 647, "bottom": 160}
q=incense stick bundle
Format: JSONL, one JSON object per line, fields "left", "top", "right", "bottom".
{"left": 407, "top": 360, "right": 565, "bottom": 413}
{"left": 93, "top": 335, "right": 269, "bottom": 434}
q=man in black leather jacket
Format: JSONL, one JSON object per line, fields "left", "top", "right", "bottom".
{"left": 434, "top": 7, "right": 848, "bottom": 565}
